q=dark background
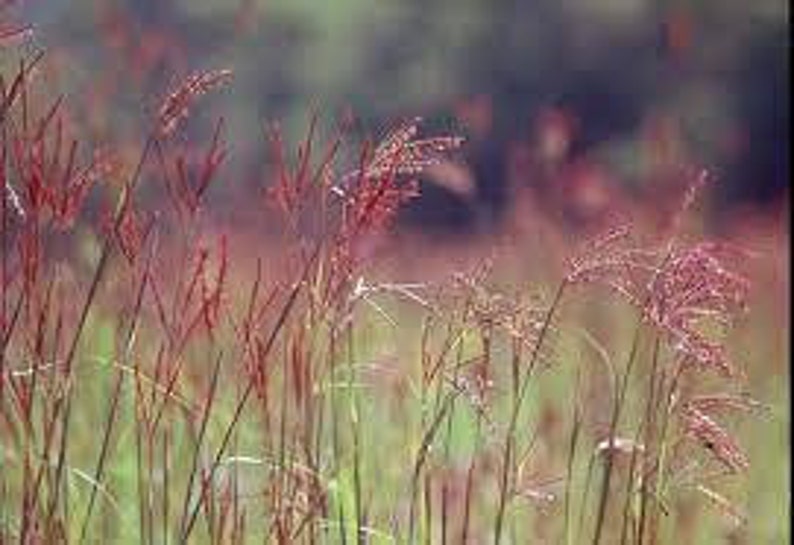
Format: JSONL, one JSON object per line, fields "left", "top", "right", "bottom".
{"left": 12, "top": 0, "right": 790, "bottom": 231}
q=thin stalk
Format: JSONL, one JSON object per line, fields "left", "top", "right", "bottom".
{"left": 618, "top": 408, "right": 648, "bottom": 545}
{"left": 41, "top": 132, "right": 154, "bottom": 539}
{"left": 133, "top": 372, "right": 149, "bottom": 544}
{"left": 563, "top": 374, "right": 582, "bottom": 545}
{"left": 635, "top": 336, "right": 662, "bottom": 545}
{"left": 327, "top": 326, "right": 346, "bottom": 545}
{"left": 179, "top": 240, "right": 321, "bottom": 543}
{"left": 275, "top": 341, "right": 290, "bottom": 542}
{"left": 494, "top": 280, "right": 566, "bottom": 545}
{"left": 591, "top": 316, "right": 644, "bottom": 545}
{"left": 76, "top": 370, "right": 125, "bottom": 543}
{"left": 177, "top": 351, "right": 224, "bottom": 543}
{"left": 575, "top": 451, "right": 598, "bottom": 545}
{"left": 423, "top": 472, "right": 432, "bottom": 545}
{"left": 440, "top": 326, "right": 465, "bottom": 545}
{"left": 345, "top": 319, "right": 364, "bottom": 545}
{"left": 163, "top": 428, "right": 170, "bottom": 545}
{"left": 646, "top": 362, "right": 683, "bottom": 545}
{"left": 460, "top": 439, "right": 477, "bottom": 545}
{"left": 408, "top": 391, "right": 457, "bottom": 543}
{"left": 78, "top": 243, "right": 150, "bottom": 543}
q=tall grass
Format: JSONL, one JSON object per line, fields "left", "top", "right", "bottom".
{"left": 1, "top": 27, "right": 785, "bottom": 545}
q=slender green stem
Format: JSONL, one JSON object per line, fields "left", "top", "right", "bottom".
{"left": 591, "top": 314, "right": 644, "bottom": 545}
{"left": 494, "top": 280, "right": 566, "bottom": 545}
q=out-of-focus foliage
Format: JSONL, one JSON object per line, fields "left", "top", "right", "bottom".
{"left": 12, "top": 0, "right": 789, "bottom": 226}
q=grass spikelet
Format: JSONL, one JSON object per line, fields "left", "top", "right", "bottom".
{"left": 156, "top": 69, "right": 233, "bottom": 138}
{"left": 681, "top": 406, "right": 749, "bottom": 474}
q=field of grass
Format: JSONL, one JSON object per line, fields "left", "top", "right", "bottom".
{"left": 1, "top": 22, "right": 789, "bottom": 545}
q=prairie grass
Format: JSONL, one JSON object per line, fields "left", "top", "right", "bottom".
{"left": 1, "top": 27, "right": 788, "bottom": 545}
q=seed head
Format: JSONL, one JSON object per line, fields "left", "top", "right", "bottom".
{"left": 645, "top": 243, "right": 750, "bottom": 376}
{"left": 157, "top": 69, "right": 232, "bottom": 137}
{"left": 681, "top": 405, "right": 749, "bottom": 473}
{"left": 338, "top": 117, "right": 464, "bottom": 188}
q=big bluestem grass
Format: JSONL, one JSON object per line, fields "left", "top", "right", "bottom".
{"left": 0, "top": 22, "right": 778, "bottom": 545}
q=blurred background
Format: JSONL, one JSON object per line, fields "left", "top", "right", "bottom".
{"left": 10, "top": 0, "right": 790, "bottom": 235}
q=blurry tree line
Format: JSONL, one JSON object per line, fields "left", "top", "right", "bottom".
{"left": 11, "top": 0, "right": 789, "bottom": 232}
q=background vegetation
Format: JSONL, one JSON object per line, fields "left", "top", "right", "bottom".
{"left": 1, "top": 1, "right": 789, "bottom": 543}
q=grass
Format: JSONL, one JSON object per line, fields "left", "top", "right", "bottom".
{"left": 1, "top": 28, "right": 789, "bottom": 545}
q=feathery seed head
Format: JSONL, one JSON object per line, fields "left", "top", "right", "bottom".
{"left": 157, "top": 69, "right": 232, "bottom": 138}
